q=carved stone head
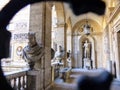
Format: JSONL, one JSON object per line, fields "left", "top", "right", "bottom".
{"left": 58, "top": 45, "right": 62, "bottom": 52}
{"left": 28, "top": 32, "right": 37, "bottom": 47}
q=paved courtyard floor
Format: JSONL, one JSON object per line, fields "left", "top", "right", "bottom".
{"left": 49, "top": 68, "right": 120, "bottom": 90}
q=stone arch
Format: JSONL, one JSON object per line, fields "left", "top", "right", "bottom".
{"left": 72, "top": 19, "right": 101, "bottom": 68}
{"left": 72, "top": 19, "right": 102, "bottom": 34}
{"left": 51, "top": 2, "right": 66, "bottom": 66}
{"left": 49, "top": 2, "right": 65, "bottom": 24}
{"left": 53, "top": 2, "right": 65, "bottom": 25}
{"left": 51, "top": 2, "right": 65, "bottom": 40}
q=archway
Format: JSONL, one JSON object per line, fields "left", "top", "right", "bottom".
{"left": 51, "top": 2, "right": 65, "bottom": 51}
{"left": 72, "top": 19, "right": 102, "bottom": 68}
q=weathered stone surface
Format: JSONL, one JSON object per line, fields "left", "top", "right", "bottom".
{"left": 27, "top": 70, "right": 42, "bottom": 90}
{"left": 22, "top": 32, "right": 44, "bottom": 70}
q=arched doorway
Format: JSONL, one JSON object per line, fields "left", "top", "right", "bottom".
{"left": 72, "top": 19, "right": 102, "bottom": 69}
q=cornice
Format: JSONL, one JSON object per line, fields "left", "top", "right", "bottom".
{"left": 111, "top": 18, "right": 120, "bottom": 32}
{"left": 108, "top": 2, "right": 120, "bottom": 23}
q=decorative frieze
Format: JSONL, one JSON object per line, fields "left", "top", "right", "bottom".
{"left": 13, "top": 33, "right": 28, "bottom": 41}
{"left": 14, "top": 22, "right": 28, "bottom": 30}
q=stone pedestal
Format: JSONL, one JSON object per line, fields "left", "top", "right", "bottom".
{"left": 27, "top": 70, "right": 43, "bottom": 90}
{"left": 59, "top": 68, "right": 71, "bottom": 82}
{"left": 83, "top": 58, "right": 92, "bottom": 69}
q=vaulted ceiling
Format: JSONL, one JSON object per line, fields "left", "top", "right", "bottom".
{"left": 62, "top": 0, "right": 117, "bottom": 32}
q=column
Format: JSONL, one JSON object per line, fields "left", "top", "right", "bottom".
{"left": 43, "top": 2, "right": 52, "bottom": 90}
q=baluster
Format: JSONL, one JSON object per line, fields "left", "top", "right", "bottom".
{"left": 25, "top": 75, "right": 27, "bottom": 90}
{"left": 22, "top": 76, "right": 25, "bottom": 89}
{"left": 20, "top": 76, "right": 23, "bottom": 90}
{"left": 21, "top": 76, "right": 25, "bottom": 90}
{"left": 23, "top": 75, "right": 26, "bottom": 89}
{"left": 18, "top": 77, "right": 22, "bottom": 90}
{"left": 6, "top": 71, "right": 28, "bottom": 90}
{"left": 13, "top": 78, "right": 17, "bottom": 90}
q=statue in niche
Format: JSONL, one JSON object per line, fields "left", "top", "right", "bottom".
{"left": 22, "top": 32, "right": 44, "bottom": 70}
{"left": 54, "top": 45, "right": 64, "bottom": 63}
{"left": 83, "top": 40, "right": 91, "bottom": 58}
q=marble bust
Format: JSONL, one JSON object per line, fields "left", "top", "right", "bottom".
{"left": 54, "top": 45, "right": 64, "bottom": 62}
{"left": 22, "top": 32, "right": 44, "bottom": 70}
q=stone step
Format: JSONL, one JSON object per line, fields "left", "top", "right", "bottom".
{"left": 70, "top": 68, "right": 104, "bottom": 76}
{"left": 112, "top": 79, "right": 120, "bottom": 85}
{"left": 49, "top": 83, "right": 76, "bottom": 90}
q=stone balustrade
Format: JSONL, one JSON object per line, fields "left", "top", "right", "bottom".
{"left": 3, "top": 51, "right": 49, "bottom": 90}
{"left": 5, "top": 69, "right": 28, "bottom": 90}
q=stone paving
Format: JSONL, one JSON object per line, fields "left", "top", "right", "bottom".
{"left": 49, "top": 69, "right": 120, "bottom": 90}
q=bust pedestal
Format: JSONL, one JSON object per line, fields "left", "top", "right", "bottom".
{"left": 83, "top": 58, "right": 92, "bottom": 70}
{"left": 27, "top": 70, "right": 44, "bottom": 90}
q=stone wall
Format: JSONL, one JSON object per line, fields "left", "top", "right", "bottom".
{"left": 29, "top": 2, "right": 44, "bottom": 44}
